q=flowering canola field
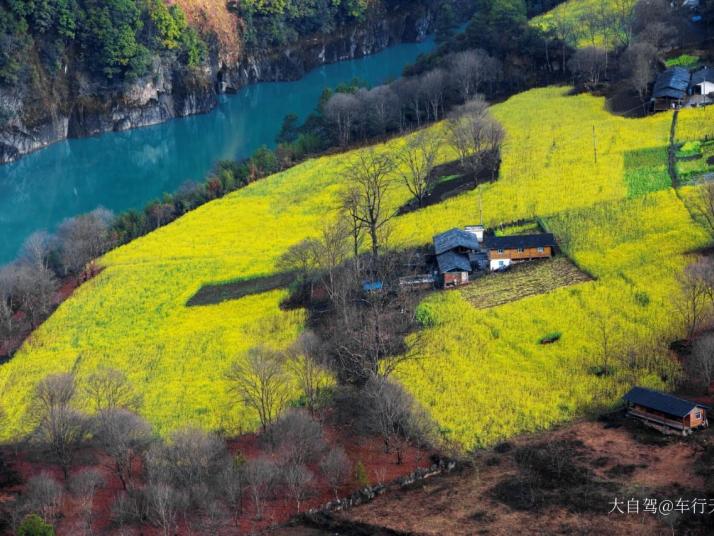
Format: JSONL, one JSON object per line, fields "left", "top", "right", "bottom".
{"left": 0, "top": 87, "right": 709, "bottom": 449}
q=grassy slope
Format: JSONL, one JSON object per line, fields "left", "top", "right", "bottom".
{"left": 1, "top": 87, "right": 712, "bottom": 449}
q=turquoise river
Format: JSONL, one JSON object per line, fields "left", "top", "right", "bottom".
{"left": 0, "top": 37, "right": 434, "bottom": 264}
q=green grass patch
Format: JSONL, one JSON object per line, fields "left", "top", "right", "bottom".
{"left": 495, "top": 221, "right": 542, "bottom": 236}
{"left": 665, "top": 54, "right": 700, "bottom": 70}
{"left": 677, "top": 140, "right": 714, "bottom": 183}
{"left": 623, "top": 147, "right": 671, "bottom": 197}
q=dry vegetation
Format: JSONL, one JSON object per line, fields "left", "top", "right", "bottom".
{"left": 174, "top": 0, "right": 241, "bottom": 62}
{"left": 460, "top": 256, "right": 592, "bottom": 309}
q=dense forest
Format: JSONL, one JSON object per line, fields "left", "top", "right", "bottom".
{"left": 0, "top": 0, "right": 440, "bottom": 86}
{"left": 0, "top": 0, "right": 208, "bottom": 83}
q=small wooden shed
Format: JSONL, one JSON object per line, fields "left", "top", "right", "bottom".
{"left": 623, "top": 386, "right": 709, "bottom": 435}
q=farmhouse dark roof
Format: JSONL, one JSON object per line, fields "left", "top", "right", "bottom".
{"left": 436, "top": 251, "right": 471, "bottom": 273}
{"left": 482, "top": 233, "right": 556, "bottom": 251}
{"left": 624, "top": 387, "right": 709, "bottom": 418}
{"left": 653, "top": 67, "right": 691, "bottom": 99}
{"left": 692, "top": 66, "right": 714, "bottom": 86}
{"left": 433, "top": 228, "right": 480, "bottom": 255}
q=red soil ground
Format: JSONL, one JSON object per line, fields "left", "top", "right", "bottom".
{"left": 1, "top": 424, "right": 433, "bottom": 535}
{"left": 326, "top": 419, "right": 711, "bottom": 536}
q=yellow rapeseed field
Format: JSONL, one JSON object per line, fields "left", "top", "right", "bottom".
{"left": 0, "top": 87, "right": 708, "bottom": 450}
{"left": 531, "top": 0, "right": 636, "bottom": 49}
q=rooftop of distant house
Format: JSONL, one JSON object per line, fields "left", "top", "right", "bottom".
{"left": 436, "top": 250, "right": 472, "bottom": 273}
{"left": 653, "top": 67, "right": 692, "bottom": 99}
{"left": 624, "top": 386, "right": 709, "bottom": 417}
{"left": 482, "top": 233, "right": 556, "bottom": 251}
{"left": 433, "top": 228, "right": 480, "bottom": 255}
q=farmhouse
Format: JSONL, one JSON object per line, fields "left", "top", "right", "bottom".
{"left": 433, "top": 228, "right": 484, "bottom": 287}
{"left": 652, "top": 67, "right": 691, "bottom": 111}
{"left": 482, "top": 233, "right": 556, "bottom": 271}
{"left": 624, "top": 386, "right": 709, "bottom": 435}
{"left": 689, "top": 66, "right": 714, "bottom": 107}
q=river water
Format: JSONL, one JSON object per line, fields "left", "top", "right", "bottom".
{"left": 0, "top": 37, "right": 434, "bottom": 264}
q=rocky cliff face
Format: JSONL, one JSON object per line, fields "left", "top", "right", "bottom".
{"left": 0, "top": 9, "right": 432, "bottom": 164}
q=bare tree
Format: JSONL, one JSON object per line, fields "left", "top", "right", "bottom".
{"left": 29, "top": 373, "right": 88, "bottom": 481}
{"left": 217, "top": 456, "right": 246, "bottom": 527}
{"left": 568, "top": 47, "right": 608, "bottom": 89}
{"left": 93, "top": 408, "right": 152, "bottom": 490}
{"left": 397, "top": 130, "right": 443, "bottom": 207}
{"left": 269, "top": 409, "right": 326, "bottom": 466}
{"left": 11, "top": 263, "right": 58, "bottom": 328}
{"left": 286, "top": 331, "right": 329, "bottom": 416}
{"left": 340, "top": 187, "right": 366, "bottom": 259}
{"left": 244, "top": 457, "right": 279, "bottom": 520}
{"left": 675, "top": 260, "right": 714, "bottom": 339}
{"left": 362, "top": 85, "right": 400, "bottom": 135}
{"left": 690, "top": 334, "right": 714, "bottom": 393}
{"left": 84, "top": 367, "right": 141, "bottom": 413}
{"left": 146, "top": 428, "right": 227, "bottom": 499}
{"left": 324, "top": 92, "right": 361, "bottom": 147}
{"left": 0, "top": 268, "right": 15, "bottom": 340}
{"left": 69, "top": 469, "right": 104, "bottom": 535}
{"left": 449, "top": 49, "right": 501, "bottom": 102}
{"left": 282, "top": 463, "right": 314, "bottom": 512}
{"left": 343, "top": 149, "right": 396, "bottom": 259}
{"left": 691, "top": 182, "right": 714, "bottom": 237}
{"left": 621, "top": 42, "right": 657, "bottom": 106}
{"left": 277, "top": 238, "right": 321, "bottom": 284}
{"left": 56, "top": 208, "right": 114, "bottom": 275}
{"left": 421, "top": 69, "right": 447, "bottom": 121}
{"left": 319, "top": 446, "right": 352, "bottom": 499}
{"left": 313, "top": 222, "right": 352, "bottom": 304}
{"left": 446, "top": 98, "right": 504, "bottom": 182}
{"left": 363, "top": 376, "right": 431, "bottom": 464}
{"left": 226, "top": 346, "right": 291, "bottom": 435}
{"left": 144, "top": 482, "right": 187, "bottom": 536}
{"left": 20, "top": 231, "right": 53, "bottom": 271}
{"left": 594, "top": 312, "right": 619, "bottom": 375}
{"left": 24, "top": 472, "right": 63, "bottom": 524}
{"left": 398, "top": 76, "right": 426, "bottom": 127}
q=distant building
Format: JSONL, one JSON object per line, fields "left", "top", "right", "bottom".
{"left": 432, "top": 228, "right": 482, "bottom": 287}
{"left": 624, "top": 386, "right": 709, "bottom": 435}
{"left": 482, "top": 233, "right": 556, "bottom": 271}
{"left": 464, "top": 225, "right": 485, "bottom": 242}
{"left": 652, "top": 67, "right": 691, "bottom": 111}
{"left": 433, "top": 228, "right": 480, "bottom": 256}
{"left": 436, "top": 250, "right": 472, "bottom": 287}
{"left": 691, "top": 66, "right": 714, "bottom": 97}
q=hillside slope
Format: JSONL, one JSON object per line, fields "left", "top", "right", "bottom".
{"left": 1, "top": 87, "right": 711, "bottom": 449}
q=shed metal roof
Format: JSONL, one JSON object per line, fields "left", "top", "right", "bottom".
{"left": 692, "top": 66, "right": 714, "bottom": 86}
{"left": 653, "top": 67, "right": 691, "bottom": 99}
{"left": 483, "top": 233, "right": 556, "bottom": 251}
{"left": 433, "top": 228, "right": 480, "bottom": 255}
{"left": 624, "top": 386, "right": 709, "bottom": 418}
{"left": 436, "top": 251, "right": 471, "bottom": 273}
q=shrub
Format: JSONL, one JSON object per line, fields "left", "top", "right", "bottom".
{"left": 678, "top": 141, "right": 703, "bottom": 159}
{"left": 538, "top": 332, "right": 561, "bottom": 344}
{"left": 354, "top": 460, "right": 370, "bottom": 488}
{"left": 17, "top": 514, "right": 55, "bottom": 536}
